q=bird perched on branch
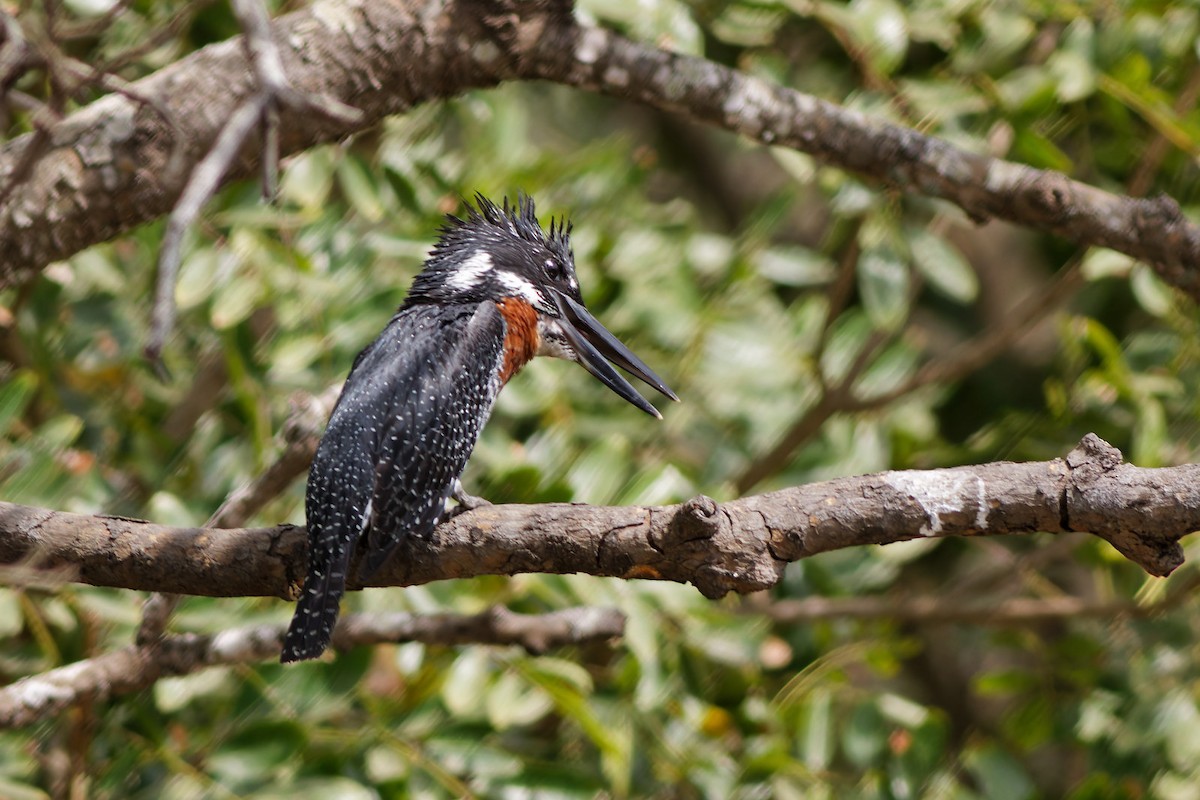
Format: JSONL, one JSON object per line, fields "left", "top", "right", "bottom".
{"left": 281, "top": 194, "right": 677, "bottom": 662}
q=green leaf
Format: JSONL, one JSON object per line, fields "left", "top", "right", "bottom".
{"left": 1133, "top": 396, "right": 1167, "bottom": 467}
{"left": 1011, "top": 127, "right": 1074, "bottom": 172}
{"left": 210, "top": 269, "right": 263, "bottom": 330}
{"left": 280, "top": 148, "right": 334, "bottom": 209}
{"left": 757, "top": 246, "right": 836, "bottom": 288}
{"left": 1082, "top": 248, "right": 1134, "bottom": 280}
{"left": 153, "top": 667, "right": 235, "bottom": 713}
{"left": 175, "top": 246, "right": 221, "bottom": 310}
{"left": 0, "top": 589, "right": 22, "bottom": 638}
{"left": 1047, "top": 19, "right": 1096, "bottom": 102}
{"left": 995, "top": 66, "right": 1056, "bottom": 112}
{"left": 1003, "top": 697, "right": 1053, "bottom": 749}
{"left": 336, "top": 154, "right": 387, "bottom": 223}
{"left": 842, "top": 702, "right": 887, "bottom": 767}
{"left": 208, "top": 721, "right": 306, "bottom": 789}
{"left": 964, "top": 745, "right": 1036, "bottom": 800}
{"left": 959, "top": 7, "right": 1034, "bottom": 71}
{"left": 0, "top": 779, "right": 48, "bottom": 800}
{"left": 858, "top": 244, "right": 910, "bottom": 331}
{"left": 899, "top": 78, "right": 988, "bottom": 121}
{"left": 877, "top": 693, "right": 930, "bottom": 728}
{"left": 35, "top": 415, "right": 83, "bottom": 450}
{"left": 0, "top": 370, "right": 36, "bottom": 437}
{"left": 486, "top": 669, "right": 554, "bottom": 729}
{"left": 843, "top": 0, "right": 910, "bottom": 75}
{"left": 1048, "top": 49, "right": 1096, "bottom": 103}
{"left": 255, "top": 778, "right": 375, "bottom": 800}
{"left": 801, "top": 689, "right": 834, "bottom": 771}
{"left": 908, "top": 227, "right": 978, "bottom": 304}
{"left": 441, "top": 648, "right": 492, "bottom": 720}
{"left": 1131, "top": 264, "right": 1174, "bottom": 317}
{"left": 974, "top": 669, "right": 1037, "bottom": 696}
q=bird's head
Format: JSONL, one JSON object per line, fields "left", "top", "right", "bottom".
{"left": 407, "top": 193, "right": 678, "bottom": 417}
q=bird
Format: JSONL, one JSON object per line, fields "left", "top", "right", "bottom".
{"left": 280, "top": 193, "right": 678, "bottom": 663}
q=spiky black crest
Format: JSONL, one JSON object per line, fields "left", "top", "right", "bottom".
{"left": 440, "top": 193, "right": 572, "bottom": 258}
{"left": 406, "top": 193, "right": 579, "bottom": 308}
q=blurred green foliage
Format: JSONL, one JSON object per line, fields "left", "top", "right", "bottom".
{"left": 3, "top": 0, "right": 1200, "bottom": 797}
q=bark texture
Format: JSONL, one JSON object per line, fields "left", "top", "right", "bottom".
{"left": 525, "top": 25, "right": 1200, "bottom": 297}
{"left": 0, "top": 436, "right": 1191, "bottom": 603}
{"left": 1, "top": 0, "right": 1198, "bottom": 296}
{"left": 0, "top": 0, "right": 566, "bottom": 287}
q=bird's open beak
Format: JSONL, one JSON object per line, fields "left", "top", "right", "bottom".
{"left": 551, "top": 291, "right": 679, "bottom": 418}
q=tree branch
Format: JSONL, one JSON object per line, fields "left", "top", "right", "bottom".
{"left": 0, "top": 0, "right": 554, "bottom": 288}
{"left": 0, "top": 606, "right": 625, "bottom": 729}
{"left": 527, "top": 24, "right": 1200, "bottom": 298}
{"left": 0, "top": 435, "right": 1192, "bottom": 603}
{"left": 2, "top": 0, "right": 1198, "bottom": 299}
{"left": 133, "top": 385, "right": 338, "bottom": 645}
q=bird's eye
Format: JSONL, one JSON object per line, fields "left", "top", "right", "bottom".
{"left": 545, "top": 259, "right": 565, "bottom": 281}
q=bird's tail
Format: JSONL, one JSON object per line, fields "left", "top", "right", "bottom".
{"left": 280, "top": 556, "right": 349, "bottom": 663}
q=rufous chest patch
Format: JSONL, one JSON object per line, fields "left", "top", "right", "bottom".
{"left": 495, "top": 298, "right": 540, "bottom": 384}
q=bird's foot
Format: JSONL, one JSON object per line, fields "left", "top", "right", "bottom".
{"left": 445, "top": 480, "right": 492, "bottom": 519}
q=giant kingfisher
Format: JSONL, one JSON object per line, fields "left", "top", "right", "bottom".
{"left": 281, "top": 194, "right": 677, "bottom": 662}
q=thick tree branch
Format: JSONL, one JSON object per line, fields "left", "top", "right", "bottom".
{"left": 0, "top": 435, "right": 1192, "bottom": 602}
{"left": 2, "top": 0, "right": 1198, "bottom": 299}
{"left": 526, "top": 25, "right": 1200, "bottom": 298}
{"left": 0, "top": 606, "right": 625, "bottom": 729}
{"left": 0, "top": 0, "right": 562, "bottom": 288}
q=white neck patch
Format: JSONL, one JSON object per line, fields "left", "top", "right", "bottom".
{"left": 446, "top": 250, "right": 494, "bottom": 290}
{"left": 497, "top": 271, "right": 546, "bottom": 307}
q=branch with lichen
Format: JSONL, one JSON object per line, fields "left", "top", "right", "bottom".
{"left": 1, "top": 0, "right": 1198, "bottom": 297}
{"left": 0, "top": 434, "right": 1194, "bottom": 729}
{"left": 0, "top": 434, "right": 1192, "bottom": 602}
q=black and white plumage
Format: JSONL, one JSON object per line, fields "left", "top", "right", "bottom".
{"left": 281, "top": 194, "right": 678, "bottom": 663}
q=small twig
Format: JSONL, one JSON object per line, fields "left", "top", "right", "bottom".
{"left": 232, "top": 0, "right": 285, "bottom": 204}
{"left": 54, "top": 0, "right": 135, "bottom": 41}
{"left": 260, "top": 100, "right": 279, "bottom": 202}
{"left": 146, "top": 96, "right": 264, "bottom": 371}
{"left": 736, "top": 258, "right": 920, "bottom": 493}
{"left": 230, "top": 0, "right": 360, "bottom": 125}
{"left": 232, "top": 0, "right": 290, "bottom": 96}
{"left": 1127, "top": 59, "right": 1200, "bottom": 197}
{"left": 0, "top": 12, "right": 56, "bottom": 210}
{"left": 145, "top": 0, "right": 362, "bottom": 367}
{"left": 0, "top": 10, "right": 34, "bottom": 91}
{"left": 209, "top": 386, "right": 338, "bottom": 526}
{"left": 813, "top": 220, "right": 863, "bottom": 384}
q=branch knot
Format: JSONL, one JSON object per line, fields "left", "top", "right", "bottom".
{"left": 669, "top": 495, "right": 721, "bottom": 544}
{"left": 1066, "top": 432, "right": 1123, "bottom": 476}
{"left": 1065, "top": 433, "right": 1188, "bottom": 578}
